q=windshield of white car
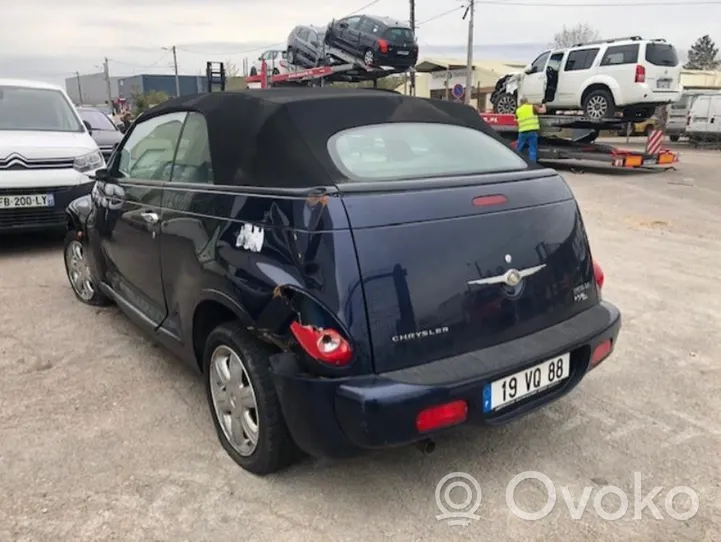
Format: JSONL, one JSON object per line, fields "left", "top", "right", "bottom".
{"left": 0, "top": 86, "right": 84, "bottom": 132}
{"left": 328, "top": 122, "right": 528, "bottom": 181}
{"left": 79, "top": 109, "right": 117, "bottom": 131}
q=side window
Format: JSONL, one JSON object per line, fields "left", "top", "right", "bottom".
{"left": 346, "top": 16, "right": 362, "bottom": 28}
{"left": 170, "top": 112, "right": 213, "bottom": 184}
{"left": 359, "top": 18, "right": 376, "bottom": 34}
{"left": 564, "top": 48, "right": 600, "bottom": 71}
{"left": 600, "top": 44, "right": 640, "bottom": 66}
{"left": 308, "top": 30, "right": 318, "bottom": 45}
{"left": 116, "top": 112, "right": 187, "bottom": 181}
{"left": 297, "top": 29, "right": 309, "bottom": 41}
{"left": 547, "top": 52, "right": 565, "bottom": 71}
{"left": 529, "top": 52, "right": 550, "bottom": 73}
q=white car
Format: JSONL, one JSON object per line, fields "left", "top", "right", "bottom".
{"left": 686, "top": 94, "right": 721, "bottom": 145}
{"left": 249, "top": 49, "right": 291, "bottom": 77}
{"left": 0, "top": 79, "right": 104, "bottom": 234}
{"left": 490, "top": 37, "right": 683, "bottom": 121}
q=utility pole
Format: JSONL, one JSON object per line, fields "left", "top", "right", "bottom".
{"left": 103, "top": 58, "right": 113, "bottom": 111}
{"left": 463, "top": 0, "right": 475, "bottom": 106}
{"left": 75, "top": 72, "right": 83, "bottom": 104}
{"left": 409, "top": 0, "right": 416, "bottom": 96}
{"left": 171, "top": 46, "right": 180, "bottom": 97}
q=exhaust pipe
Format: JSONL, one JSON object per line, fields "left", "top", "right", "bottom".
{"left": 415, "top": 439, "right": 436, "bottom": 454}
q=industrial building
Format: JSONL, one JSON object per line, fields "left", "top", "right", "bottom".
{"left": 64, "top": 72, "right": 121, "bottom": 106}
{"left": 116, "top": 74, "right": 206, "bottom": 101}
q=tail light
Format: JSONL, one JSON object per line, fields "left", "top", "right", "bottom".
{"left": 290, "top": 321, "right": 352, "bottom": 366}
{"left": 593, "top": 259, "right": 604, "bottom": 289}
{"left": 416, "top": 400, "right": 468, "bottom": 433}
{"left": 635, "top": 64, "right": 646, "bottom": 83}
{"left": 378, "top": 39, "right": 388, "bottom": 53}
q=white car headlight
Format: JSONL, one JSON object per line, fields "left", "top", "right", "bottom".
{"left": 74, "top": 150, "right": 105, "bottom": 173}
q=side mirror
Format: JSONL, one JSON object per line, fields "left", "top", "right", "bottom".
{"left": 339, "top": 22, "right": 348, "bottom": 29}
{"left": 92, "top": 168, "right": 110, "bottom": 181}
{"left": 83, "top": 120, "right": 93, "bottom": 135}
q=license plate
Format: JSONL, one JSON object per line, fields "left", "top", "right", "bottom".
{"left": 657, "top": 79, "right": 671, "bottom": 89}
{"left": 482, "top": 353, "right": 570, "bottom": 413}
{"left": 397, "top": 50, "right": 409, "bottom": 55}
{"left": 0, "top": 193, "right": 55, "bottom": 209}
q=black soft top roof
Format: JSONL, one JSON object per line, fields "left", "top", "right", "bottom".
{"left": 138, "top": 87, "right": 526, "bottom": 188}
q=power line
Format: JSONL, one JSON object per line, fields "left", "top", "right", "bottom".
{"left": 175, "top": 0, "right": 388, "bottom": 57}
{"left": 417, "top": 6, "right": 465, "bottom": 26}
{"left": 472, "top": 0, "right": 721, "bottom": 4}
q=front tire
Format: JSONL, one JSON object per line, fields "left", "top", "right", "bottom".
{"left": 249, "top": 66, "right": 258, "bottom": 76}
{"left": 582, "top": 89, "right": 616, "bottom": 121}
{"left": 493, "top": 92, "right": 517, "bottom": 114}
{"left": 203, "top": 322, "right": 300, "bottom": 475}
{"left": 63, "top": 231, "right": 111, "bottom": 306}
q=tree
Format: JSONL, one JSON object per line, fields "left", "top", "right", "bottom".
{"left": 552, "top": 23, "right": 600, "bottom": 48}
{"left": 684, "top": 35, "right": 719, "bottom": 70}
{"left": 224, "top": 60, "right": 241, "bottom": 78}
{"left": 131, "top": 90, "right": 170, "bottom": 115}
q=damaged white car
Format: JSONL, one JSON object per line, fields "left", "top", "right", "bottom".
{"left": 490, "top": 36, "right": 683, "bottom": 122}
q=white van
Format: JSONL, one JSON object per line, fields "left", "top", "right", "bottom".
{"left": 666, "top": 90, "right": 721, "bottom": 141}
{"left": 0, "top": 79, "right": 104, "bottom": 234}
{"left": 686, "top": 94, "right": 721, "bottom": 143}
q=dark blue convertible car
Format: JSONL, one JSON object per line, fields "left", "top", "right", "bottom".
{"left": 63, "top": 88, "right": 621, "bottom": 474}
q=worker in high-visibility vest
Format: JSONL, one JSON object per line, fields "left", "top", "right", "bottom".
{"left": 515, "top": 96, "right": 546, "bottom": 162}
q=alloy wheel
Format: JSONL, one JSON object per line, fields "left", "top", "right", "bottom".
{"left": 586, "top": 96, "right": 608, "bottom": 120}
{"left": 496, "top": 94, "right": 516, "bottom": 114}
{"left": 209, "top": 345, "right": 260, "bottom": 457}
{"left": 65, "top": 239, "right": 96, "bottom": 302}
{"left": 364, "top": 50, "right": 374, "bottom": 66}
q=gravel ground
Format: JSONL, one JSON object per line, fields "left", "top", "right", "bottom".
{"left": 1, "top": 150, "right": 720, "bottom": 542}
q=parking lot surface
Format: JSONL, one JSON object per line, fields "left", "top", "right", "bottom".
{"left": 2, "top": 150, "right": 721, "bottom": 542}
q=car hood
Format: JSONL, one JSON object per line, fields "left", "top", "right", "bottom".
{"left": 91, "top": 130, "right": 123, "bottom": 147}
{"left": 0, "top": 130, "right": 98, "bottom": 159}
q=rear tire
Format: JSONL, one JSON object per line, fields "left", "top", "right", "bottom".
{"left": 203, "top": 322, "right": 301, "bottom": 475}
{"left": 669, "top": 134, "right": 680, "bottom": 142}
{"left": 249, "top": 67, "right": 258, "bottom": 76}
{"left": 582, "top": 89, "right": 616, "bottom": 121}
{"left": 363, "top": 48, "right": 376, "bottom": 67}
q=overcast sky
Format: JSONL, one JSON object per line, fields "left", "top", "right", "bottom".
{"left": 1, "top": 0, "right": 718, "bottom": 87}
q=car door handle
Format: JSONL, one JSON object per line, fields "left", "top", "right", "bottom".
{"left": 141, "top": 211, "right": 159, "bottom": 224}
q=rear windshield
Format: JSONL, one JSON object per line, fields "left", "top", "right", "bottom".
{"left": 383, "top": 27, "right": 414, "bottom": 42}
{"left": 328, "top": 122, "right": 528, "bottom": 181}
{"left": 645, "top": 43, "right": 679, "bottom": 67}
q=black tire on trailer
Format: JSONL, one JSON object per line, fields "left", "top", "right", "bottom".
{"left": 250, "top": 67, "right": 258, "bottom": 76}
{"left": 669, "top": 134, "right": 680, "bottom": 142}
{"left": 363, "top": 48, "right": 376, "bottom": 67}
{"left": 203, "top": 322, "right": 301, "bottom": 475}
{"left": 582, "top": 88, "right": 616, "bottom": 120}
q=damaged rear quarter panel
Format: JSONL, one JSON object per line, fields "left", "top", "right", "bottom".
{"left": 157, "top": 187, "right": 374, "bottom": 374}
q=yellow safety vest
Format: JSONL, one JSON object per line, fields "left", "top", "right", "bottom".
{"left": 516, "top": 103, "right": 540, "bottom": 133}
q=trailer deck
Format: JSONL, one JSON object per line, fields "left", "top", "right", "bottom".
{"left": 479, "top": 112, "right": 679, "bottom": 169}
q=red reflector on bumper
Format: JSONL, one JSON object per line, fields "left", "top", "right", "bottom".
{"left": 591, "top": 339, "right": 612, "bottom": 367}
{"left": 416, "top": 400, "right": 468, "bottom": 433}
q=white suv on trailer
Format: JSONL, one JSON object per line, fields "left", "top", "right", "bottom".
{"left": 0, "top": 79, "right": 104, "bottom": 234}
{"left": 491, "top": 36, "right": 683, "bottom": 121}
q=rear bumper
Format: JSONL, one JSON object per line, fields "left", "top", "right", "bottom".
{"left": 270, "top": 301, "right": 621, "bottom": 459}
{"left": 376, "top": 51, "right": 417, "bottom": 69}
